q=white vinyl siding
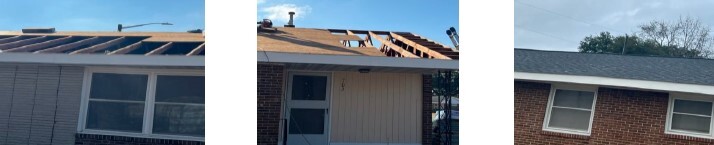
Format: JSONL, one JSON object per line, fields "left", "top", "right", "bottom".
{"left": 330, "top": 72, "right": 422, "bottom": 144}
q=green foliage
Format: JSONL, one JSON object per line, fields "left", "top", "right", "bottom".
{"left": 578, "top": 31, "right": 707, "bottom": 58}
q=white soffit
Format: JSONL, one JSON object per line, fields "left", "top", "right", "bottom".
{"left": 257, "top": 51, "right": 458, "bottom": 70}
{"left": 0, "top": 53, "right": 204, "bottom": 66}
{"left": 515, "top": 71, "right": 714, "bottom": 95}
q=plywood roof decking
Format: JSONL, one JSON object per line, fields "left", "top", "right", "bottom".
{"left": 257, "top": 27, "right": 459, "bottom": 60}
{"left": 258, "top": 27, "right": 386, "bottom": 56}
{"left": 0, "top": 31, "right": 204, "bottom": 56}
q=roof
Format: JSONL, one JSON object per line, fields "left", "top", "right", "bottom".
{"left": 515, "top": 48, "right": 714, "bottom": 86}
{"left": 0, "top": 30, "right": 204, "bottom": 67}
{"left": 257, "top": 27, "right": 458, "bottom": 60}
{"left": 0, "top": 31, "right": 204, "bottom": 55}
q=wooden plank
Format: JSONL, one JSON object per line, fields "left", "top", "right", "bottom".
{"left": 368, "top": 31, "right": 418, "bottom": 58}
{"left": 70, "top": 36, "right": 126, "bottom": 54}
{"left": 106, "top": 41, "right": 142, "bottom": 55}
{"left": 0, "top": 36, "right": 47, "bottom": 50}
{"left": 35, "top": 37, "right": 99, "bottom": 53}
{"left": 5, "top": 36, "right": 73, "bottom": 52}
{"left": 390, "top": 32, "right": 451, "bottom": 59}
{"left": 0, "top": 36, "right": 22, "bottom": 44}
{"left": 186, "top": 43, "right": 205, "bottom": 56}
{"left": 145, "top": 42, "right": 173, "bottom": 55}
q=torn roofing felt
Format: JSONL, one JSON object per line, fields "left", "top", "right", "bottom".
{"left": 515, "top": 48, "right": 714, "bottom": 86}
{"left": 0, "top": 31, "right": 204, "bottom": 56}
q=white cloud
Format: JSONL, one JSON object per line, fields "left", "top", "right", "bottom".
{"left": 259, "top": 4, "right": 312, "bottom": 23}
{"left": 257, "top": 0, "right": 266, "bottom": 5}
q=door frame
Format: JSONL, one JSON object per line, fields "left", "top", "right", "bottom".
{"left": 282, "top": 70, "right": 333, "bottom": 145}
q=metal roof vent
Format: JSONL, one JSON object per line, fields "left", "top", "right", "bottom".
{"left": 187, "top": 29, "right": 203, "bottom": 33}
{"left": 22, "top": 27, "right": 55, "bottom": 33}
{"left": 284, "top": 12, "right": 295, "bottom": 27}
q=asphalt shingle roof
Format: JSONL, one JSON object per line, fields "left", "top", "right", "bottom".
{"left": 515, "top": 48, "right": 714, "bottom": 86}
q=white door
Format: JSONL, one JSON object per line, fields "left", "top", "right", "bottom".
{"left": 286, "top": 72, "right": 330, "bottom": 145}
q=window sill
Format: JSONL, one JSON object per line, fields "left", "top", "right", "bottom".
{"left": 78, "top": 129, "right": 204, "bottom": 142}
{"left": 665, "top": 133, "right": 714, "bottom": 143}
{"left": 541, "top": 130, "right": 590, "bottom": 140}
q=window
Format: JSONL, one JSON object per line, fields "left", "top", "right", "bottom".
{"left": 80, "top": 68, "right": 204, "bottom": 141}
{"left": 666, "top": 95, "right": 714, "bottom": 138}
{"left": 543, "top": 86, "right": 597, "bottom": 135}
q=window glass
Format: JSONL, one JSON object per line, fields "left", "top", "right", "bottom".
{"left": 90, "top": 73, "right": 147, "bottom": 101}
{"left": 291, "top": 75, "right": 327, "bottom": 100}
{"left": 671, "top": 114, "right": 711, "bottom": 133}
{"left": 552, "top": 89, "right": 594, "bottom": 109}
{"left": 155, "top": 75, "right": 205, "bottom": 104}
{"left": 289, "top": 109, "right": 325, "bottom": 134}
{"left": 86, "top": 101, "right": 144, "bottom": 132}
{"left": 152, "top": 104, "right": 205, "bottom": 136}
{"left": 673, "top": 100, "right": 712, "bottom": 116}
{"left": 548, "top": 107, "right": 591, "bottom": 131}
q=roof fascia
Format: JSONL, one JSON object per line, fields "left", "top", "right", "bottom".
{"left": 0, "top": 53, "right": 204, "bottom": 66}
{"left": 257, "top": 51, "right": 458, "bottom": 70}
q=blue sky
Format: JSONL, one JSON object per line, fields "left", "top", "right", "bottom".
{"left": 0, "top": 0, "right": 204, "bottom": 32}
{"left": 257, "top": 0, "right": 459, "bottom": 48}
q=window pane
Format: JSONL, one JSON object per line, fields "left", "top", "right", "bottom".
{"left": 291, "top": 75, "right": 327, "bottom": 100}
{"left": 553, "top": 89, "right": 595, "bottom": 109}
{"left": 548, "top": 108, "right": 591, "bottom": 131}
{"left": 672, "top": 114, "right": 711, "bottom": 134}
{"left": 155, "top": 75, "right": 205, "bottom": 104}
{"left": 153, "top": 104, "right": 205, "bottom": 137}
{"left": 674, "top": 100, "right": 712, "bottom": 116}
{"left": 90, "top": 73, "right": 147, "bottom": 101}
{"left": 289, "top": 109, "right": 325, "bottom": 134}
{"left": 86, "top": 101, "right": 144, "bottom": 132}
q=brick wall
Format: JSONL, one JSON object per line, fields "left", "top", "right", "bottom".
{"left": 515, "top": 81, "right": 714, "bottom": 144}
{"left": 75, "top": 134, "right": 205, "bottom": 145}
{"left": 257, "top": 63, "right": 285, "bottom": 145}
{"left": 422, "top": 75, "right": 432, "bottom": 145}
{"left": 0, "top": 63, "right": 84, "bottom": 145}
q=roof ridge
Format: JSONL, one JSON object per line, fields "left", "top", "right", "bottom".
{"left": 515, "top": 48, "right": 714, "bottom": 61}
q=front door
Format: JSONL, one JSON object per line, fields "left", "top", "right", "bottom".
{"left": 286, "top": 72, "right": 330, "bottom": 145}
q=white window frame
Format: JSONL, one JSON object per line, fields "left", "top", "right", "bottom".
{"left": 542, "top": 83, "right": 598, "bottom": 136}
{"left": 77, "top": 67, "right": 205, "bottom": 141}
{"left": 665, "top": 93, "right": 714, "bottom": 139}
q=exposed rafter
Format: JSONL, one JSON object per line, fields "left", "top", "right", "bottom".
{"left": 389, "top": 32, "right": 451, "bottom": 59}
{"left": 70, "top": 36, "right": 126, "bottom": 54}
{"left": 5, "top": 36, "right": 73, "bottom": 52}
{"left": 186, "top": 43, "right": 205, "bottom": 56}
{"left": 146, "top": 42, "right": 174, "bottom": 55}
{"left": 368, "top": 31, "right": 418, "bottom": 58}
{"left": 0, "top": 36, "right": 47, "bottom": 50}
{"left": 35, "top": 36, "right": 99, "bottom": 53}
{"left": 0, "top": 35, "right": 23, "bottom": 44}
{"left": 108, "top": 41, "right": 142, "bottom": 55}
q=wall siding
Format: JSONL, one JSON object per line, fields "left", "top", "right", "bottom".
{"left": 0, "top": 63, "right": 84, "bottom": 145}
{"left": 515, "top": 80, "right": 714, "bottom": 144}
{"left": 330, "top": 72, "right": 422, "bottom": 144}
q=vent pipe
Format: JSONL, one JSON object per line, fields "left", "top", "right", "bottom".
{"left": 285, "top": 12, "right": 296, "bottom": 27}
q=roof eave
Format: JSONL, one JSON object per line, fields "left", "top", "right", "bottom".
{"left": 0, "top": 53, "right": 204, "bottom": 67}
{"left": 258, "top": 51, "right": 458, "bottom": 70}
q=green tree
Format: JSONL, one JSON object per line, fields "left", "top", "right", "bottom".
{"left": 578, "top": 16, "right": 713, "bottom": 58}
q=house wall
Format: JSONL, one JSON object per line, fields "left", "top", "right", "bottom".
{"left": 515, "top": 81, "right": 714, "bottom": 144}
{"left": 257, "top": 63, "right": 285, "bottom": 145}
{"left": 0, "top": 63, "right": 84, "bottom": 145}
{"left": 330, "top": 72, "right": 423, "bottom": 144}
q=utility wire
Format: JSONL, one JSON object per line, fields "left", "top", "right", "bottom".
{"left": 515, "top": 0, "right": 627, "bottom": 34}
{"left": 515, "top": 25, "right": 582, "bottom": 44}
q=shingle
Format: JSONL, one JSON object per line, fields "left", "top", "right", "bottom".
{"left": 515, "top": 48, "right": 714, "bottom": 86}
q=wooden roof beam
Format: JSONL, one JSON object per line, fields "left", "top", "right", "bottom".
{"left": 0, "top": 35, "right": 22, "bottom": 44}
{"left": 70, "top": 36, "right": 126, "bottom": 54}
{"left": 368, "top": 31, "right": 418, "bottom": 58}
{"left": 346, "top": 30, "right": 372, "bottom": 47}
{"left": 5, "top": 36, "right": 73, "bottom": 52}
{"left": 145, "top": 42, "right": 174, "bottom": 55}
{"left": 0, "top": 36, "right": 47, "bottom": 50}
{"left": 35, "top": 36, "right": 99, "bottom": 53}
{"left": 186, "top": 43, "right": 205, "bottom": 56}
{"left": 107, "top": 41, "right": 142, "bottom": 55}
{"left": 389, "top": 32, "right": 451, "bottom": 59}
